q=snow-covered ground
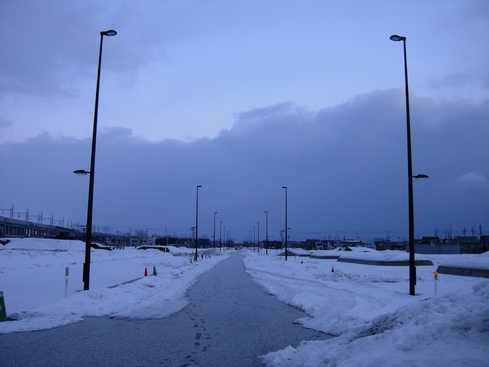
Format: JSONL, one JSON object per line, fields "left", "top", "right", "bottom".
{"left": 244, "top": 248, "right": 489, "bottom": 367}
{"left": 1, "top": 239, "right": 488, "bottom": 366}
{"left": 0, "top": 238, "right": 229, "bottom": 333}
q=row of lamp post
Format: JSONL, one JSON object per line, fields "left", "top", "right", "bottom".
{"left": 76, "top": 31, "right": 426, "bottom": 297}
{"left": 194, "top": 185, "right": 202, "bottom": 262}
{"left": 252, "top": 187, "right": 286, "bottom": 257}
{"left": 264, "top": 211, "right": 269, "bottom": 255}
{"left": 283, "top": 186, "right": 288, "bottom": 261}
{"left": 196, "top": 188, "right": 227, "bottom": 260}
{"left": 194, "top": 187, "right": 231, "bottom": 256}
{"left": 253, "top": 35, "right": 426, "bottom": 295}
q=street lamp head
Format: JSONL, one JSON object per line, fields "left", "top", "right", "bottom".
{"left": 390, "top": 34, "right": 406, "bottom": 42}
{"left": 282, "top": 186, "right": 287, "bottom": 189}
{"left": 101, "top": 30, "right": 117, "bottom": 37}
{"left": 73, "top": 169, "right": 90, "bottom": 175}
{"left": 197, "top": 185, "right": 202, "bottom": 188}
{"left": 413, "top": 174, "right": 429, "bottom": 179}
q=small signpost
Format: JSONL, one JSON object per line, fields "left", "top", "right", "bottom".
{"left": 434, "top": 271, "right": 439, "bottom": 295}
{"left": 65, "top": 267, "right": 70, "bottom": 298}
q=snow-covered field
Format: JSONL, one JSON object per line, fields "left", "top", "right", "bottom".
{"left": 244, "top": 248, "right": 489, "bottom": 367}
{"left": 1, "top": 239, "right": 488, "bottom": 366}
{"left": 0, "top": 238, "right": 229, "bottom": 333}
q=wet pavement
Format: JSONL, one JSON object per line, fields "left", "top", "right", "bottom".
{"left": 0, "top": 252, "right": 326, "bottom": 366}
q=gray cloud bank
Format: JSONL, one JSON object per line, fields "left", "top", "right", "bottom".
{"left": 1, "top": 89, "right": 488, "bottom": 241}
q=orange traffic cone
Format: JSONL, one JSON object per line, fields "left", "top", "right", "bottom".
{"left": 144, "top": 267, "right": 148, "bottom": 276}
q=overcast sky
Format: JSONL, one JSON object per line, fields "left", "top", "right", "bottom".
{"left": 1, "top": 0, "right": 488, "bottom": 242}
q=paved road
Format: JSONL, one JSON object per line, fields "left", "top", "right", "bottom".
{"left": 1, "top": 252, "right": 326, "bottom": 366}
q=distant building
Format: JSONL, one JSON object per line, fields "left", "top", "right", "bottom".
{"left": 362, "top": 241, "right": 376, "bottom": 249}
{"left": 301, "top": 239, "right": 335, "bottom": 250}
{"left": 134, "top": 236, "right": 211, "bottom": 249}
{"left": 374, "top": 240, "right": 390, "bottom": 251}
{"left": 456, "top": 236, "right": 484, "bottom": 254}
{"left": 375, "top": 240, "right": 407, "bottom": 251}
{"left": 415, "top": 237, "right": 460, "bottom": 254}
{"left": 414, "top": 236, "right": 487, "bottom": 255}
{"left": 337, "top": 239, "right": 362, "bottom": 247}
{"left": 266, "top": 240, "right": 283, "bottom": 250}
{"left": 481, "top": 236, "right": 489, "bottom": 252}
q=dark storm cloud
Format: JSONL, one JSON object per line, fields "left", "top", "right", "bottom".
{"left": 1, "top": 89, "right": 488, "bottom": 240}
{"left": 0, "top": 1, "right": 165, "bottom": 97}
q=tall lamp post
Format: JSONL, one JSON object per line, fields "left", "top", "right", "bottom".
{"left": 264, "top": 211, "right": 269, "bottom": 255}
{"left": 74, "top": 29, "right": 117, "bottom": 291}
{"left": 282, "top": 186, "right": 288, "bottom": 261}
{"left": 213, "top": 212, "right": 217, "bottom": 249}
{"left": 224, "top": 226, "right": 226, "bottom": 248}
{"left": 256, "top": 221, "right": 260, "bottom": 253}
{"left": 390, "top": 34, "right": 429, "bottom": 296}
{"left": 194, "top": 185, "right": 202, "bottom": 261}
{"left": 220, "top": 221, "right": 223, "bottom": 250}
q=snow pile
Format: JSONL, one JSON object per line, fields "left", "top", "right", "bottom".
{"left": 263, "top": 282, "right": 489, "bottom": 367}
{"left": 243, "top": 249, "right": 489, "bottom": 367}
{"left": 438, "top": 251, "right": 489, "bottom": 271}
{"left": 338, "top": 249, "right": 430, "bottom": 262}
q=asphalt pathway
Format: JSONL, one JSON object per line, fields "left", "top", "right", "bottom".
{"left": 0, "top": 252, "right": 326, "bottom": 366}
